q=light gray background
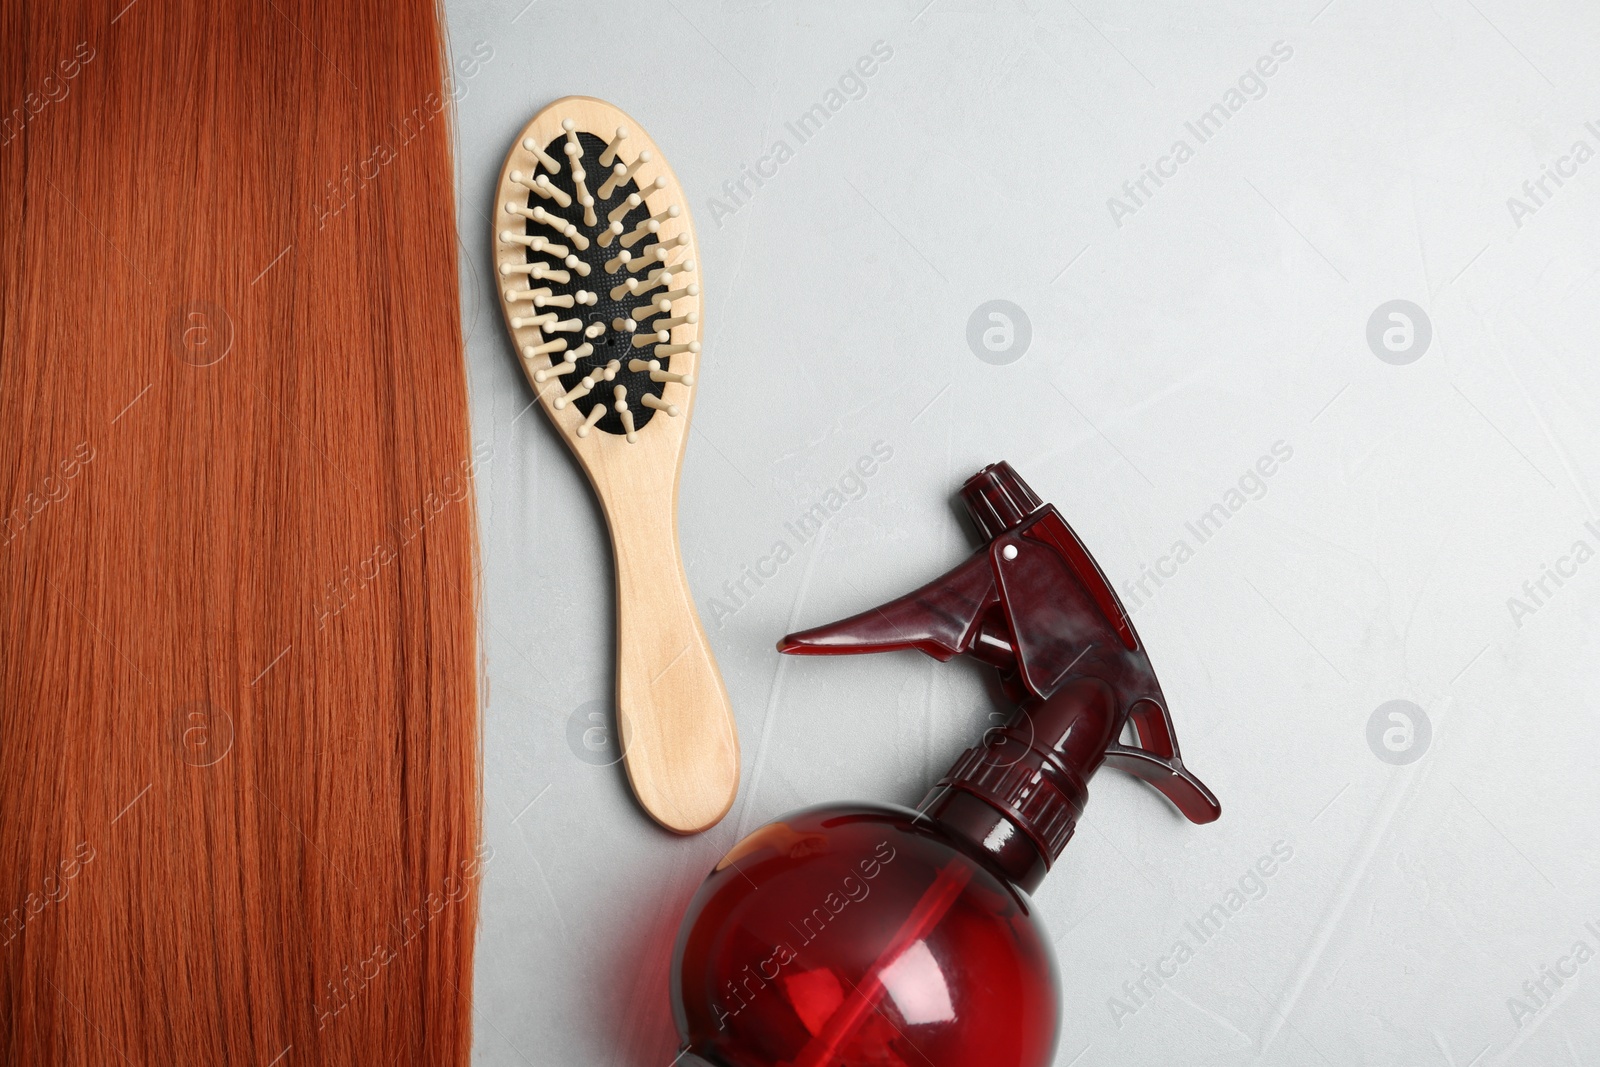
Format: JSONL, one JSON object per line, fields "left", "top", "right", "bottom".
{"left": 443, "top": 2, "right": 1600, "bottom": 1064}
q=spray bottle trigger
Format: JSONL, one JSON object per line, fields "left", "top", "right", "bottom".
{"left": 1101, "top": 699, "right": 1221, "bottom": 824}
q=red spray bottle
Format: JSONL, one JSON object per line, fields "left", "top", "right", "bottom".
{"left": 669, "top": 462, "right": 1220, "bottom": 1067}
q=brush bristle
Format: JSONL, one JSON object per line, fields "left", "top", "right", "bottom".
{"left": 498, "top": 117, "right": 697, "bottom": 441}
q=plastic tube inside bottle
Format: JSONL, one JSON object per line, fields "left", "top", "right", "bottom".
{"left": 791, "top": 859, "right": 975, "bottom": 1067}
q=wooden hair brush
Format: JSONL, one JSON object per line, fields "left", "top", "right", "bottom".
{"left": 493, "top": 97, "right": 738, "bottom": 834}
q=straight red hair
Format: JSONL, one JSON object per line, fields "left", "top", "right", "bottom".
{"left": 0, "top": 1, "right": 481, "bottom": 1063}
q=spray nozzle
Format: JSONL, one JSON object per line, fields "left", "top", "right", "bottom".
{"left": 780, "top": 462, "right": 1218, "bottom": 871}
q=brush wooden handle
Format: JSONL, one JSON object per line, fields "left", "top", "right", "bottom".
{"left": 605, "top": 483, "right": 739, "bottom": 834}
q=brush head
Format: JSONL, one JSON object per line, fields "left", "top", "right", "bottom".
{"left": 495, "top": 99, "right": 702, "bottom": 447}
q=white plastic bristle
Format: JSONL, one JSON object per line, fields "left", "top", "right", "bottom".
{"left": 609, "top": 277, "right": 641, "bottom": 301}
{"left": 632, "top": 239, "right": 685, "bottom": 267}
{"left": 655, "top": 341, "right": 701, "bottom": 358}
{"left": 631, "top": 274, "right": 667, "bottom": 298}
{"left": 605, "top": 250, "right": 632, "bottom": 273}
{"left": 576, "top": 404, "right": 606, "bottom": 437}
{"left": 598, "top": 126, "right": 629, "bottom": 167}
{"left": 545, "top": 318, "right": 581, "bottom": 333}
{"left": 656, "top": 258, "right": 695, "bottom": 280}
{"left": 608, "top": 195, "right": 642, "bottom": 226}
{"left": 504, "top": 202, "right": 538, "bottom": 220}
{"left": 569, "top": 342, "right": 595, "bottom": 360}
{"left": 575, "top": 290, "right": 598, "bottom": 306}
{"left": 529, "top": 174, "right": 572, "bottom": 207}
{"left": 596, "top": 221, "right": 625, "bottom": 248}
{"left": 535, "top": 292, "right": 574, "bottom": 308}
{"left": 640, "top": 265, "right": 680, "bottom": 289}
{"left": 641, "top": 394, "right": 680, "bottom": 416}
{"left": 567, "top": 145, "right": 595, "bottom": 225}
{"left": 523, "top": 138, "right": 561, "bottom": 173}
{"left": 635, "top": 175, "right": 667, "bottom": 204}
{"left": 565, "top": 365, "right": 610, "bottom": 409}
{"left": 530, "top": 207, "right": 588, "bottom": 249}
{"left": 511, "top": 311, "right": 556, "bottom": 329}
{"left": 501, "top": 233, "right": 571, "bottom": 256}
{"left": 612, "top": 317, "right": 637, "bottom": 333}
{"left": 500, "top": 263, "right": 571, "bottom": 283}
{"left": 630, "top": 298, "right": 669, "bottom": 320}
{"left": 534, "top": 356, "right": 576, "bottom": 383}
{"left": 627, "top": 247, "right": 669, "bottom": 273}
{"left": 619, "top": 220, "right": 660, "bottom": 249}
{"left": 613, "top": 386, "right": 638, "bottom": 442}
{"left": 584, "top": 322, "right": 606, "bottom": 339}
{"left": 599, "top": 151, "right": 650, "bottom": 199}
{"left": 510, "top": 170, "right": 557, "bottom": 203}
{"left": 562, "top": 379, "right": 595, "bottom": 405}
{"left": 562, "top": 254, "right": 592, "bottom": 278}
{"left": 632, "top": 330, "right": 670, "bottom": 349}
{"left": 503, "top": 286, "right": 548, "bottom": 304}
{"left": 598, "top": 163, "right": 627, "bottom": 200}
{"left": 627, "top": 358, "right": 693, "bottom": 386}
{"left": 523, "top": 338, "right": 567, "bottom": 358}
{"left": 647, "top": 205, "right": 681, "bottom": 226}
{"left": 655, "top": 312, "right": 697, "bottom": 330}
{"left": 534, "top": 175, "right": 571, "bottom": 207}
{"left": 659, "top": 283, "right": 700, "bottom": 304}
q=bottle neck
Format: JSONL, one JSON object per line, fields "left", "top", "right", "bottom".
{"left": 917, "top": 676, "right": 1121, "bottom": 895}
{"left": 916, "top": 784, "right": 1055, "bottom": 894}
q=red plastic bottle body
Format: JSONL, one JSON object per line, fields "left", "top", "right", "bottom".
{"left": 671, "top": 804, "right": 1059, "bottom": 1067}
